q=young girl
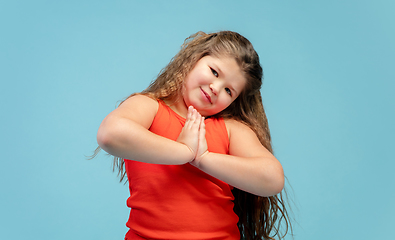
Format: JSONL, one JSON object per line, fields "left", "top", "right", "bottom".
{"left": 96, "top": 31, "right": 291, "bottom": 240}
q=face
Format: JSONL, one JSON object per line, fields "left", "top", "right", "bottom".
{"left": 181, "top": 55, "right": 246, "bottom": 117}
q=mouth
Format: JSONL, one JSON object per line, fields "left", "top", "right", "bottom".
{"left": 200, "top": 87, "right": 212, "bottom": 104}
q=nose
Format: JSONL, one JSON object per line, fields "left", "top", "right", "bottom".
{"left": 209, "top": 81, "right": 222, "bottom": 96}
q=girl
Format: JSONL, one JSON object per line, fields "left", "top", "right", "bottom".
{"left": 96, "top": 31, "right": 291, "bottom": 240}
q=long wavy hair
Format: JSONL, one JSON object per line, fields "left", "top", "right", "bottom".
{"left": 94, "top": 31, "right": 292, "bottom": 239}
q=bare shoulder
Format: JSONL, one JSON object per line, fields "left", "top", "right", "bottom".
{"left": 225, "top": 119, "right": 255, "bottom": 139}
{"left": 110, "top": 94, "right": 159, "bottom": 129}
{"left": 224, "top": 119, "right": 252, "bottom": 134}
{"left": 119, "top": 94, "right": 158, "bottom": 110}
{"left": 224, "top": 119, "right": 271, "bottom": 158}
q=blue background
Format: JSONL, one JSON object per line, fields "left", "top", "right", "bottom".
{"left": 1, "top": 1, "right": 394, "bottom": 239}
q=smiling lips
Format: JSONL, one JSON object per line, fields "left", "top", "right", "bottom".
{"left": 200, "top": 87, "right": 212, "bottom": 104}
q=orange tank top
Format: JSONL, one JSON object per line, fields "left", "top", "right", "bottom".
{"left": 124, "top": 100, "right": 240, "bottom": 240}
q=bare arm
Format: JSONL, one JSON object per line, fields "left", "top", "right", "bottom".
{"left": 193, "top": 119, "right": 284, "bottom": 197}
{"left": 96, "top": 95, "right": 194, "bottom": 165}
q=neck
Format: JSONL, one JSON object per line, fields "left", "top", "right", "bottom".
{"left": 164, "top": 98, "right": 188, "bottom": 118}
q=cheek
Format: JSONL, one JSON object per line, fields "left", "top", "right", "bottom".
{"left": 217, "top": 96, "right": 233, "bottom": 110}
{"left": 181, "top": 84, "right": 191, "bottom": 103}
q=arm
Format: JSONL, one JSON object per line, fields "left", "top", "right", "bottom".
{"left": 96, "top": 95, "right": 194, "bottom": 165}
{"left": 193, "top": 119, "right": 284, "bottom": 197}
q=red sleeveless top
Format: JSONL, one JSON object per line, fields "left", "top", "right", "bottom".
{"left": 124, "top": 100, "right": 240, "bottom": 240}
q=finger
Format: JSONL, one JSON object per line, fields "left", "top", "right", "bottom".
{"left": 191, "top": 109, "right": 197, "bottom": 120}
{"left": 185, "top": 106, "right": 195, "bottom": 128}
{"left": 187, "top": 106, "right": 193, "bottom": 119}
{"left": 191, "top": 110, "right": 201, "bottom": 130}
{"left": 199, "top": 117, "right": 206, "bottom": 138}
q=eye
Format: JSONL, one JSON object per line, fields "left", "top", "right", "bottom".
{"left": 225, "top": 88, "right": 232, "bottom": 96}
{"left": 210, "top": 68, "right": 218, "bottom": 77}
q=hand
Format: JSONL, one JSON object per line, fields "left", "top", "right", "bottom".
{"left": 190, "top": 115, "right": 209, "bottom": 167}
{"left": 176, "top": 106, "right": 203, "bottom": 162}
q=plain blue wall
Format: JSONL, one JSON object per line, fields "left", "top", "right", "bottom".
{"left": 1, "top": 1, "right": 394, "bottom": 239}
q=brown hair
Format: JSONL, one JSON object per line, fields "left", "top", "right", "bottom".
{"left": 99, "top": 31, "right": 292, "bottom": 239}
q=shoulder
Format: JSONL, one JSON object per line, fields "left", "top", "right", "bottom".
{"left": 224, "top": 119, "right": 253, "bottom": 137}
{"left": 112, "top": 94, "right": 159, "bottom": 129}
{"left": 120, "top": 94, "right": 159, "bottom": 110}
{"left": 224, "top": 119, "right": 266, "bottom": 157}
{"left": 224, "top": 118, "right": 258, "bottom": 144}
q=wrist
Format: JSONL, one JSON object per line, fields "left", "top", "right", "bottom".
{"left": 191, "top": 150, "right": 210, "bottom": 168}
{"left": 180, "top": 143, "right": 195, "bottom": 164}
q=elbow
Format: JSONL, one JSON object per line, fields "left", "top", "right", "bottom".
{"left": 96, "top": 119, "right": 117, "bottom": 154}
{"left": 97, "top": 128, "right": 110, "bottom": 153}
{"left": 97, "top": 129, "right": 108, "bottom": 151}
{"left": 260, "top": 177, "right": 284, "bottom": 197}
{"left": 271, "top": 172, "right": 285, "bottom": 196}
{"left": 259, "top": 165, "right": 285, "bottom": 197}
